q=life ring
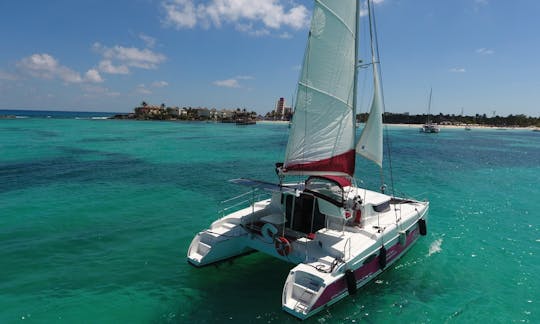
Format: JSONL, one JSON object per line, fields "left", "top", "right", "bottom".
{"left": 275, "top": 236, "right": 292, "bottom": 256}
{"left": 261, "top": 223, "right": 278, "bottom": 243}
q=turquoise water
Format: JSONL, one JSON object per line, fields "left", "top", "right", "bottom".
{"left": 1, "top": 114, "right": 539, "bottom": 323}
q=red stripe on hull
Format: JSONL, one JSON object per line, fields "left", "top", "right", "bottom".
{"left": 310, "top": 227, "right": 421, "bottom": 311}
{"left": 284, "top": 150, "right": 355, "bottom": 176}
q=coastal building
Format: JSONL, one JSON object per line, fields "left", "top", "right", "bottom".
{"left": 276, "top": 97, "right": 285, "bottom": 118}
{"left": 167, "top": 107, "right": 181, "bottom": 116}
{"left": 195, "top": 108, "right": 210, "bottom": 119}
{"left": 134, "top": 105, "right": 162, "bottom": 116}
{"left": 273, "top": 97, "right": 293, "bottom": 121}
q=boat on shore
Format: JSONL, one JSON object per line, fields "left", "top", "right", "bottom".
{"left": 187, "top": 0, "right": 429, "bottom": 319}
{"left": 235, "top": 118, "right": 256, "bottom": 125}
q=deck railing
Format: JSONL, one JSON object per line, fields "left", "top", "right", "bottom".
{"left": 218, "top": 188, "right": 271, "bottom": 218}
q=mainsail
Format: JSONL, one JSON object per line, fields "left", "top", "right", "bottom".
{"left": 283, "top": 0, "right": 358, "bottom": 177}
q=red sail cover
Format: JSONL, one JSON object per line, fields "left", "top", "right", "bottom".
{"left": 284, "top": 150, "right": 355, "bottom": 176}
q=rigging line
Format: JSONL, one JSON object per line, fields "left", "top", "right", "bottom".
{"left": 369, "top": 0, "right": 398, "bottom": 227}
{"left": 368, "top": 0, "right": 397, "bottom": 198}
{"left": 367, "top": 0, "right": 385, "bottom": 190}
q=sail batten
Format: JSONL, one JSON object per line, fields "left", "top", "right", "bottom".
{"left": 297, "top": 81, "right": 354, "bottom": 108}
{"left": 283, "top": 0, "right": 358, "bottom": 177}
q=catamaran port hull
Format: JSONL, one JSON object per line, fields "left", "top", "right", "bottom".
{"left": 281, "top": 218, "right": 426, "bottom": 319}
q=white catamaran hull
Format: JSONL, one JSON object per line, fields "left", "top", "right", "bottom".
{"left": 187, "top": 182, "right": 428, "bottom": 319}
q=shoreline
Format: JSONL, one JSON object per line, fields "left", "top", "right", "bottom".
{"left": 386, "top": 123, "right": 539, "bottom": 131}
{"left": 258, "top": 120, "right": 539, "bottom": 131}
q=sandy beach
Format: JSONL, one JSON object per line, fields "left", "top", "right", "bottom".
{"left": 259, "top": 120, "right": 539, "bottom": 131}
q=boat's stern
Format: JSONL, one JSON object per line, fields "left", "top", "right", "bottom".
{"left": 282, "top": 264, "right": 340, "bottom": 319}
{"left": 187, "top": 223, "right": 252, "bottom": 267}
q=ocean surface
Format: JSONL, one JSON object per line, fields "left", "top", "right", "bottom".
{"left": 1, "top": 110, "right": 538, "bottom": 323}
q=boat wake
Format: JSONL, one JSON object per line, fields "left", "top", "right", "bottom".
{"left": 427, "top": 238, "right": 443, "bottom": 257}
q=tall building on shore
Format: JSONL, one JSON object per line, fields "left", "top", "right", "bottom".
{"left": 276, "top": 97, "right": 285, "bottom": 118}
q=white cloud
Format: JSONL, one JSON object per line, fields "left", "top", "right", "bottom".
{"left": 162, "top": 0, "right": 197, "bottom": 28}
{"left": 450, "top": 67, "right": 466, "bottom": 73}
{"left": 84, "top": 69, "right": 104, "bottom": 83}
{"left": 278, "top": 32, "right": 292, "bottom": 39}
{"left": 360, "top": 0, "right": 385, "bottom": 17}
{"left": 151, "top": 80, "right": 169, "bottom": 88}
{"left": 94, "top": 43, "right": 166, "bottom": 70}
{"left": 476, "top": 48, "right": 494, "bottom": 55}
{"left": 17, "top": 53, "right": 101, "bottom": 84}
{"left": 139, "top": 33, "right": 157, "bottom": 48}
{"left": 235, "top": 23, "right": 270, "bottom": 37}
{"left": 98, "top": 60, "right": 130, "bottom": 74}
{"left": 162, "top": 0, "right": 309, "bottom": 35}
{"left": 213, "top": 75, "right": 253, "bottom": 88}
{"left": 213, "top": 78, "right": 240, "bottom": 88}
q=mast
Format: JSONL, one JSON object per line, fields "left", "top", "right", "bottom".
{"left": 352, "top": 0, "right": 360, "bottom": 126}
{"left": 427, "top": 88, "right": 433, "bottom": 124}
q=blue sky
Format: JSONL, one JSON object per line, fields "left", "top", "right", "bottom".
{"left": 0, "top": 0, "right": 538, "bottom": 116}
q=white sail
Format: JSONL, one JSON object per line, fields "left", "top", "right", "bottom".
{"left": 356, "top": 60, "right": 383, "bottom": 167}
{"left": 283, "top": 0, "right": 358, "bottom": 176}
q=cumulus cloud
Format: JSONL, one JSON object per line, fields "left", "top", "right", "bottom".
{"left": 162, "top": 0, "right": 309, "bottom": 35}
{"left": 94, "top": 43, "right": 166, "bottom": 73}
{"left": 17, "top": 53, "right": 102, "bottom": 83}
{"left": 85, "top": 69, "right": 104, "bottom": 83}
{"left": 98, "top": 60, "right": 130, "bottom": 75}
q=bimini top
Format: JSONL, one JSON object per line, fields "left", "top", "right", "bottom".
{"left": 304, "top": 176, "right": 351, "bottom": 206}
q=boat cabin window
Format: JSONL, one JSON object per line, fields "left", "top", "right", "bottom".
{"left": 282, "top": 193, "right": 326, "bottom": 234}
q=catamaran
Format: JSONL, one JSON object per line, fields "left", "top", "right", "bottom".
{"left": 420, "top": 88, "right": 440, "bottom": 133}
{"left": 187, "top": 0, "right": 429, "bottom": 319}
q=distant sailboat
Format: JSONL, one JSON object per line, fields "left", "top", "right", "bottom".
{"left": 420, "top": 88, "right": 440, "bottom": 133}
{"left": 187, "top": 0, "right": 430, "bottom": 319}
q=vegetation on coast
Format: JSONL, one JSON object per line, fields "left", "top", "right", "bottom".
{"left": 111, "top": 102, "right": 539, "bottom": 128}
{"left": 361, "top": 112, "right": 540, "bottom": 128}
{"left": 112, "top": 102, "right": 258, "bottom": 122}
